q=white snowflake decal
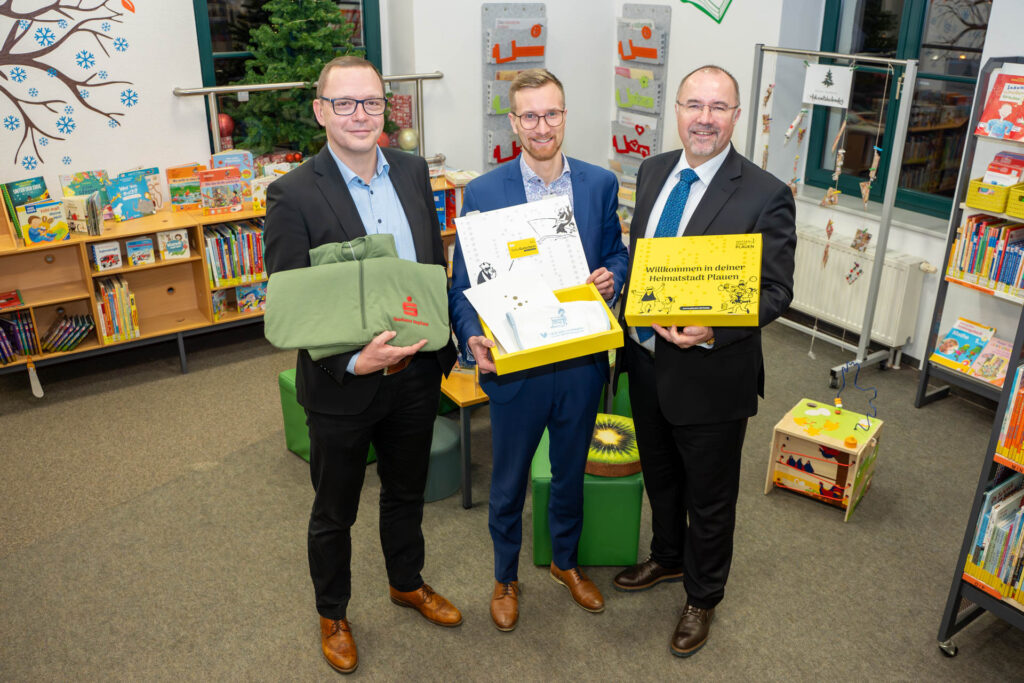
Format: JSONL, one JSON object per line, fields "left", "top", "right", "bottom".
{"left": 3, "top": 115, "right": 20, "bottom": 131}
{"left": 113, "top": 37, "right": 129, "bottom": 52}
{"left": 75, "top": 51, "right": 96, "bottom": 69}
{"left": 22, "top": 156, "right": 38, "bottom": 170}
{"left": 34, "top": 27, "right": 55, "bottom": 47}
{"left": 56, "top": 116, "right": 76, "bottom": 134}
{"left": 120, "top": 89, "right": 138, "bottom": 107}
{"left": 10, "top": 67, "right": 27, "bottom": 83}
{"left": 62, "top": 156, "right": 72, "bottom": 165}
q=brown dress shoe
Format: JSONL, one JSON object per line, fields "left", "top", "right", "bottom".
{"left": 549, "top": 563, "right": 605, "bottom": 613}
{"left": 319, "top": 617, "right": 357, "bottom": 674}
{"left": 389, "top": 583, "right": 463, "bottom": 627}
{"left": 670, "top": 603, "right": 714, "bottom": 657}
{"left": 490, "top": 580, "right": 520, "bottom": 632}
{"left": 613, "top": 556, "right": 684, "bottom": 592}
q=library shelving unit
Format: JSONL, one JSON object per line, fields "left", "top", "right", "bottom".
{"left": 915, "top": 55, "right": 1024, "bottom": 408}
{"left": 0, "top": 205, "right": 267, "bottom": 388}
{"left": 927, "top": 56, "right": 1024, "bottom": 655}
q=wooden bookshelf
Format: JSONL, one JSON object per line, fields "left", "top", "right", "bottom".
{"left": 0, "top": 206, "right": 268, "bottom": 381}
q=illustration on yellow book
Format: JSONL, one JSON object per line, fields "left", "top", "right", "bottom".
{"left": 629, "top": 274, "right": 760, "bottom": 317}
{"left": 26, "top": 213, "right": 69, "bottom": 243}
{"left": 718, "top": 276, "right": 759, "bottom": 314}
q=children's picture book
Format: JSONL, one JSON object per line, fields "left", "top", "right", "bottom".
{"left": 18, "top": 199, "right": 70, "bottom": 245}
{"left": 251, "top": 176, "right": 275, "bottom": 212}
{"left": 156, "top": 229, "right": 190, "bottom": 259}
{"left": 59, "top": 170, "right": 113, "bottom": 220}
{"left": 211, "top": 150, "right": 255, "bottom": 182}
{"left": 235, "top": 282, "right": 267, "bottom": 313}
{"left": 166, "top": 163, "right": 205, "bottom": 212}
{"left": 199, "top": 167, "right": 246, "bottom": 215}
{"left": 931, "top": 317, "right": 996, "bottom": 372}
{"left": 109, "top": 173, "right": 155, "bottom": 222}
{"left": 975, "top": 72, "right": 1024, "bottom": 141}
{"left": 971, "top": 336, "right": 1014, "bottom": 386}
{"left": 2, "top": 176, "right": 50, "bottom": 239}
{"left": 63, "top": 192, "right": 103, "bottom": 236}
{"left": 90, "top": 241, "right": 122, "bottom": 271}
{"left": 0, "top": 289, "right": 24, "bottom": 310}
{"left": 125, "top": 237, "right": 155, "bottom": 266}
{"left": 118, "top": 167, "right": 163, "bottom": 210}
{"left": 211, "top": 289, "right": 228, "bottom": 321}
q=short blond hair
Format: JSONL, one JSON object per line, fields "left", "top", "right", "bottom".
{"left": 509, "top": 68, "right": 565, "bottom": 111}
{"left": 316, "top": 56, "right": 385, "bottom": 97}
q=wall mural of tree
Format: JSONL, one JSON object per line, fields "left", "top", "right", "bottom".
{"left": 0, "top": 0, "right": 140, "bottom": 171}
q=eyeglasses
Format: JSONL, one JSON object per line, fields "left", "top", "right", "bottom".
{"left": 511, "top": 109, "right": 565, "bottom": 129}
{"left": 676, "top": 101, "right": 739, "bottom": 117}
{"left": 319, "top": 96, "right": 388, "bottom": 116}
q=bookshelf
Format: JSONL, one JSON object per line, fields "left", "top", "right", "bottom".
{"left": 915, "top": 56, "right": 1024, "bottom": 408}
{"left": 930, "top": 56, "right": 1024, "bottom": 657}
{"left": 0, "top": 204, "right": 267, "bottom": 384}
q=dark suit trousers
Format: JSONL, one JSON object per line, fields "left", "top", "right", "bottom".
{"left": 626, "top": 339, "right": 747, "bottom": 610}
{"left": 304, "top": 357, "right": 441, "bottom": 619}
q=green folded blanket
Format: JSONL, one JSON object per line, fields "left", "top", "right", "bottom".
{"left": 265, "top": 234, "right": 450, "bottom": 360}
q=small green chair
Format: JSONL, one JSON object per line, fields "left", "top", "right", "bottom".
{"left": 278, "top": 368, "right": 375, "bottom": 464}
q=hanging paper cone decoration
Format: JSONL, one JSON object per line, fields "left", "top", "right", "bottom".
{"left": 860, "top": 180, "right": 872, "bottom": 207}
{"left": 785, "top": 109, "right": 807, "bottom": 144}
{"left": 832, "top": 149, "right": 846, "bottom": 182}
{"left": 762, "top": 113, "right": 771, "bottom": 133}
{"left": 820, "top": 188, "right": 841, "bottom": 207}
{"left": 797, "top": 127, "right": 807, "bottom": 143}
{"left": 822, "top": 242, "right": 830, "bottom": 267}
{"left": 825, "top": 219, "right": 834, "bottom": 240}
{"left": 831, "top": 119, "right": 847, "bottom": 154}
{"left": 763, "top": 83, "right": 775, "bottom": 107}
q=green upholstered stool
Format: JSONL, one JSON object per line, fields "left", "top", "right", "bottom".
{"left": 531, "top": 420, "right": 644, "bottom": 567}
{"left": 600, "top": 371, "right": 632, "bottom": 417}
{"left": 277, "top": 369, "right": 376, "bottom": 464}
{"left": 424, "top": 417, "right": 461, "bottom": 503}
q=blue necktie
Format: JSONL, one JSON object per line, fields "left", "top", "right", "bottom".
{"left": 637, "top": 168, "right": 700, "bottom": 343}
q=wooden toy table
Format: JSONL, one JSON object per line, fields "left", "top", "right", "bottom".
{"left": 764, "top": 397, "right": 883, "bottom": 522}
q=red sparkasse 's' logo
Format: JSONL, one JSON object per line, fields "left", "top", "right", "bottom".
{"left": 402, "top": 296, "right": 418, "bottom": 317}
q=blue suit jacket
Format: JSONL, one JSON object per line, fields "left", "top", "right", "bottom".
{"left": 449, "top": 156, "right": 629, "bottom": 404}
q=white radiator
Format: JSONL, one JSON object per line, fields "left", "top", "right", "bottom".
{"left": 791, "top": 227, "right": 924, "bottom": 348}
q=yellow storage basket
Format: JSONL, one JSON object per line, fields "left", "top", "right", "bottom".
{"left": 965, "top": 178, "right": 1013, "bottom": 213}
{"left": 1006, "top": 185, "right": 1024, "bottom": 220}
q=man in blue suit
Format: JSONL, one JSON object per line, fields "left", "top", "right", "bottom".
{"left": 449, "top": 69, "right": 629, "bottom": 632}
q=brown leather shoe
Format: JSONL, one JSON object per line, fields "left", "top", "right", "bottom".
{"left": 490, "top": 580, "right": 520, "bottom": 632}
{"left": 389, "top": 583, "right": 463, "bottom": 627}
{"left": 670, "top": 603, "right": 714, "bottom": 657}
{"left": 319, "top": 617, "right": 357, "bottom": 674}
{"left": 613, "top": 556, "right": 684, "bottom": 592}
{"left": 549, "top": 563, "right": 604, "bottom": 613}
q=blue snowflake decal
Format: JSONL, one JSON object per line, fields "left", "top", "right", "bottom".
{"left": 64, "top": 105, "right": 74, "bottom": 115}
{"left": 58, "top": 19, "right": 68, "bottom": 29}
{"left": 3, "top": 115, "right": 20, "bottom": 131}
{"left": 62, "top": 156, "right": 72, "bottom": 166}
{"left": 108, "top": 119, "right": 119, "bottom": 129}
{"left": 10, "top": 67, "right": 27, "bottom": 83}
{"left": 28, "top": 88, "right": 38, "bottom": 97}
{"left": 47, "top": 68, "right": 57, "bottom": 78}
{"left": 102, "top": 22, "right": 111, "bottom": 32}
{"left": 80, "top": 89, "right": 90, "bottom": 99}
{"left": 98, "top": 70, "right": 108, "bottom": 80}
{"left": 120, "top": 89, "right": 138, "bottom": 107}
{"left": 19, "top": 20, "right": 29, "bottom": 30}
{"left": 75, "top": 51, "right": 96, "bottom": 69}
{"left": 114, "top": 37, "right": 128, "bottom": 52}
{"left": 22, "top": 156, "right": 38, "bottom": 171}
{"left": 35, "top": 27, "right": 55, "bottom": 47}
{"left": 56, "top": 116, "right": 75, "bottom": 134}
{"left": 39, "top": 137, "right": 48, "bottom": 146}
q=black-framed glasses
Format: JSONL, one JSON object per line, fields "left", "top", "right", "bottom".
{"left": 511, "top": 109, "right": 565, "bottom": 129}
{"left": 676, "top": 100, "right": 739, "bottom": 117}
{"left": 319, "top": 96, "right": 388, "bottom": 116}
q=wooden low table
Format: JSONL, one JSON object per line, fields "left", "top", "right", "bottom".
{"left": 440, "top": 367, "right": 489, "bottom": 509}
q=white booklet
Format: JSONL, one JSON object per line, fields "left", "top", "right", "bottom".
{"left": 462, "top": 270, "right": 560, "bottom": 353}
{"left": 455, "top": 195, "right": 590, "bottom": 291}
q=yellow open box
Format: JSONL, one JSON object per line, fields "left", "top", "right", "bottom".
{"left": 479, "top": 283, "right": 623, "bottom": 375}
{"left": 624, "top": 234, "right": 762, "bottom": 328}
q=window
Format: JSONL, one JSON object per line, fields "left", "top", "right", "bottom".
{"left": 806, "top": 0, "right": 989, "bottom": 218}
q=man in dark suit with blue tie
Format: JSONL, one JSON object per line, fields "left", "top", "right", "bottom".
{"left": 612, "top": 65, "right": 796, "bottom": 657}
{"left": 449, "top": 69, "right": 629, "bottom": 632}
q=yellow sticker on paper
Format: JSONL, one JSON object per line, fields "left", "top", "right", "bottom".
{"left": 507, "top": 238, "right": 539, "bottom": 259}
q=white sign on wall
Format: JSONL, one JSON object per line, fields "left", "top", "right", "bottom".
{"left": 802, "top": 64, "right": 853, "bottom": 108}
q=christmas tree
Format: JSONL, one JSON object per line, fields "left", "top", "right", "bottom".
{"left": 822, "top": 69, "right": 834, "bottom": 87}
{"left": 227, "top": 0, "right": 361, "bottom": 156}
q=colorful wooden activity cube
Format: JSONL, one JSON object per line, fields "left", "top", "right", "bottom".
{"left": 764, "top": 397, "right": 883, "bottom": 522}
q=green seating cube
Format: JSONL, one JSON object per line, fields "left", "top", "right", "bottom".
{"left": 531, "top": 426, "right": 644, "bottom": 567}
{"left": 277, "top": 369, "right": 375, "bottom": 464}
{"left": 424, "top": 417, "right": 461, "bottom": 502}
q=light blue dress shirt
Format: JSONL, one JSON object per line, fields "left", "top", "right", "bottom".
{"left": 326, "top": 146, "right": 419, "bottom": 373}
{"left": 520, "top": 153, "right": 574, "bottom": 207}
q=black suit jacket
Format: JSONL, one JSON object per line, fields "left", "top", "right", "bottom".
{"left": 617, "top": 146, "right": 796, "bottom": 426}
{"left": 264, "top": 146, "right": 456, "bottom": 415}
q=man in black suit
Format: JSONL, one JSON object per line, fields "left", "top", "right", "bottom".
{"left": 612, "top": 65, "right": 796, "bottom": 657}
{"left": 264, "top": 56, "right": 460, "bottom": 675}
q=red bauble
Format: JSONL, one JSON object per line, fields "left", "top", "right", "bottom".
{"left": 218, "top": 113, "right": 234, "bottom": 137}
{"left": 377, "top": 131, "right": 391, "bottom": 147}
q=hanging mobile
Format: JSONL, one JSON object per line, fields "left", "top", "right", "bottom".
{"left": 785, "top": 108, "right": 808, "bottom": 145}
{"left": 832, "top": 148, "right": 846, "bottom": 182}
{"left": 762, "top": 82, "right": 775, "bottom": 108}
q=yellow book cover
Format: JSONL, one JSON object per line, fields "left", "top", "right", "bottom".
{"left": 624, "top": 234, "right": 762, "bottom": 327}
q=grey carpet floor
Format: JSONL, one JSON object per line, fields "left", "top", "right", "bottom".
{"left": 2, "top": 322, "right": 1022, "bottom": 680}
